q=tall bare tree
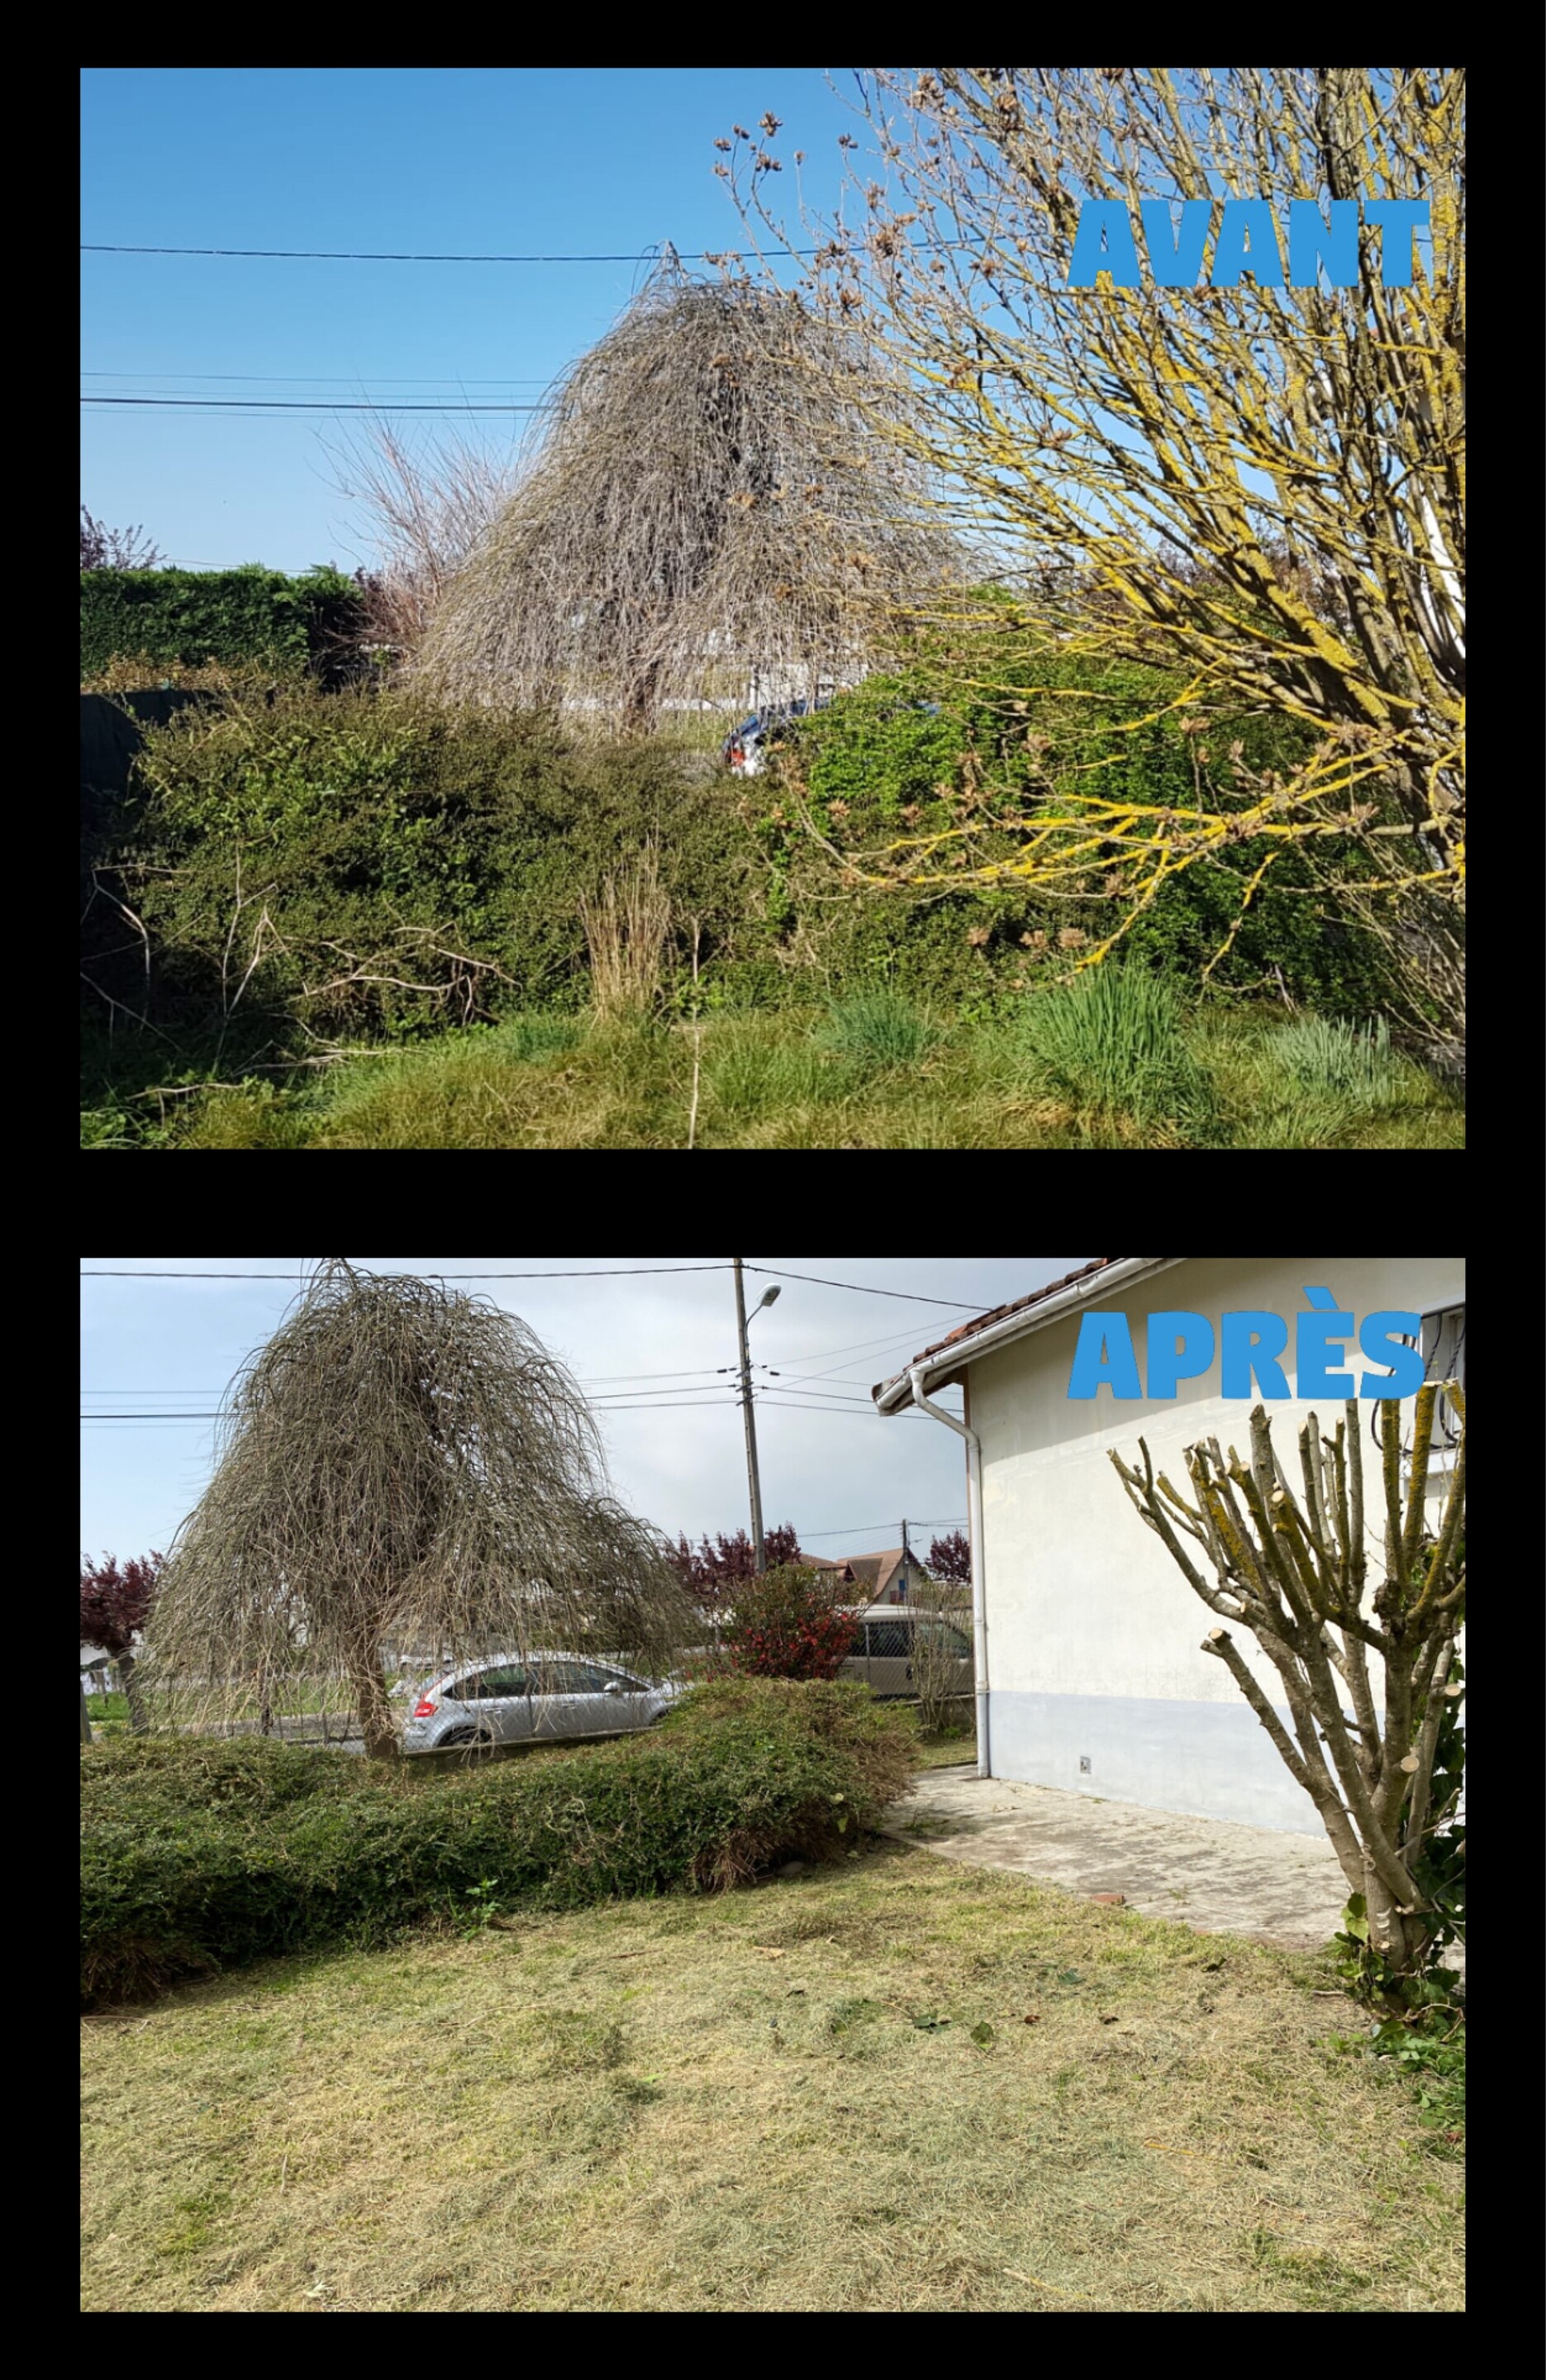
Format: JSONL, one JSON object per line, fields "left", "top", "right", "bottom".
{"left": 140, "top": 1260, "right": 694, "bottom": 1759}
{"left": 728, "top": 69, "right": 1464, "bottom": 1026}
{"left": 328, "top": 422, "right": 514, "bottom": 657}
{"left": 1111, "top": 1385, "right": 1464, "bottom": 1986}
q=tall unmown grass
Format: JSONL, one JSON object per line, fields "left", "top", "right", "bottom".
{"left": 1006, "top": 966, "right": 1218, "bottom": 1143}
{"left": 121, "top": 988, "right": 1462, "bottom": 1153}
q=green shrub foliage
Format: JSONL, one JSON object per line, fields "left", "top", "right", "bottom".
{"left": 119, "top": 693, "right": 763, "bottom": 1035}
{"left": 87, "top": 650, "right": 1396, "bottom": 1069}
{"left": 765, "top": 652, "right": 1391, "bottom": 1011}
{"left": 79, "top": 1680, "right": 918, "bottom": 2006}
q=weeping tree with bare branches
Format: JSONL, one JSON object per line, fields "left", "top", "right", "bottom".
{"left": 416, "top": 252, "right": 959, "bottom": 731}
{"left": 140, "top": 1261, "right": 695, "bottom": 1759}
{"left": 1111, "top": 1384, "right": 1464, "bottom": 2002}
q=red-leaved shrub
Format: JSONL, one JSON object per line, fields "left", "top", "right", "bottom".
{"left": 716, "top": 1563, "right": 859, "bottom": 1681}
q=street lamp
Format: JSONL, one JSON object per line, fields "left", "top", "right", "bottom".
{"left": 733, "top": 1265, "right": 781, "bottom": 1570}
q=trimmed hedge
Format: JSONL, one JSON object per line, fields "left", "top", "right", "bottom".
{"left": 80, "top": 565, "right": 364, "bottom": 681}
{"left": 79, "top": 1678, "right": 919, "bottom": 2006}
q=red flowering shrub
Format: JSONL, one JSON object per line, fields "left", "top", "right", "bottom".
{"left": 718, "top": 1564, "right": 859, "bottom": 1682}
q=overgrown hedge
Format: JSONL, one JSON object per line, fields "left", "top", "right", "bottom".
{"left": 107, "top": 692, "right": 765, "bottom": 1035}
{"left": 90, "top": 658, "right": 1392, "bottom": 1057}
{"left": 764, "top": 657, "right": 1392, "bottom": 1013}
{"left": 80, "top": 565, "right": 364, "bottom": 681}
{"left": 79, "top": 1678, "right": 918, "bottom": 2006}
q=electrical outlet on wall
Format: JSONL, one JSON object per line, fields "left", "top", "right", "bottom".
{"left": 1078, "top": 1757, "right": 1092, "bottom": 1773}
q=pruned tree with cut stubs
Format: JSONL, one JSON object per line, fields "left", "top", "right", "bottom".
{"left": 416, "top": 253, "right": 959, "bottom": 731}
{"left": 79, "top": 1550, "right": 165, "bottom": 1733}
{"left": 1110, "top": 1384, "right": 1464, "bottom": 1997}
{"left": 140, "top": 1260, "right": 696, "bottom": 1759}
{"left": 727, "top": 69, "right": 1465, "bottom": 1035}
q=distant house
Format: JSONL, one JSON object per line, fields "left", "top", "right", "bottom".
{"left": 838, "top": 1547, "right": 930, "bottom": 1606}
{"left": 80, "top": 1644, "right": 113, "bottom": 1694}
{"left": 874, "top": 1256, "right": 1464, "bottom": 1834}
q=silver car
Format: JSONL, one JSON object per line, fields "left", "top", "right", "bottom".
{"left": 400, "top": 1654, "right": 682, "bottom": 1752}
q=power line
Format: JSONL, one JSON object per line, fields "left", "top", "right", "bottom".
{"left": 799, "top": 1517, "right": 967, "bottom": 1541}
{"left": 751, "top": 1389, "right": 922, "bottom": 1408}
{"left": 578, "top": 1368, "right": 734, "bottom": 1384}
{"left": 82, "top": 397, "right": 543, "bottom": 413}
{"left": 81, "top": 1366, "right": 740, "bottom": 1394}
{"left": 79, "top": 1265, "right": 730, "bottom": 1280}
{"left": 82, "top": 1388, "right": 744, "bottom": 1416}
{"left": 745, "top": 1266, "right": 983, "bottom": 1311}
{"left": 82, "top": 242, "right": 825, "bottom": 264}
{"left": 78, "top": 1262, "right": 991, "bottom": 1311}
{"left": 81, "top": 1400, "right": 744, "bottom": 1423}
{"left": 587, "top": 1389, "right": 737, "bottom": 1408}
{"left": 761, "top": 1323, "right": 939, "bottom": 1368}
{"left": 82, "top": 371, "right": 554, "bottom": 384}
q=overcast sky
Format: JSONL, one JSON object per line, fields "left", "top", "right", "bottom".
{"left": 81, "top": 1257, "right": 1094, "bottom": 1564}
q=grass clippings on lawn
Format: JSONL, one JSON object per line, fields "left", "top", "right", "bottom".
{"left": 80, "top": 1845, "right": 1463, "bottom": 2312}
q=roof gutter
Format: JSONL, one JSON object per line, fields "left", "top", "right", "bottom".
{"left": 877, "top": 1257, "right": 1183, "bottom": 1413}
{"left": 908, "top": 1364, "right": 992, "bottom": 1780}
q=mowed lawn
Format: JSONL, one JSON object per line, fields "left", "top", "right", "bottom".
{"left": 80, "top": 1845, "right": 1463, "bottom": 2313}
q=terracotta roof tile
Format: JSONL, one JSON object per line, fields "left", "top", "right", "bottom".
{"left": 872, "top": 1258, "right": 1125, "bottom": 1402}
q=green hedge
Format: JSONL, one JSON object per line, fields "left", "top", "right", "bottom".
{"left": 80, "top": 564, "right": 364, "bottom": 680}
{"left": 79, "top": 1679, "right": 919, "bottom": 2006}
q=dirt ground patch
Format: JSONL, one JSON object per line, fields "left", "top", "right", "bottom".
{"left": 80, "top": 1845, "right": 1462, "bottom": 2311}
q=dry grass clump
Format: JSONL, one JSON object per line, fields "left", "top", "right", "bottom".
{"left": 578, "top": 845, "right": 672, "bottom": 1016}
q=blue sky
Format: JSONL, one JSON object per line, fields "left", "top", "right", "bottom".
{"left": 80, "top": 1256, "right": 1092, "bottom": 1566}
{"left": 81, "top": 69, "right": 861, "bottom": 572}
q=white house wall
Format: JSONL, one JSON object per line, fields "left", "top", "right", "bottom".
{"left": 968, "top": 1255, "right": 1464, "bottom": 1835}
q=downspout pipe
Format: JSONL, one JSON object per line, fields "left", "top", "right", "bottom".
{"left": 909, "top": 1364, "right": 989, "bottom": 1779}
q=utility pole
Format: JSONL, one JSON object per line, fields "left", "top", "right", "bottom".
{"left": 901, "top": 1517, "right": 910, "bottom": 1603}
{"left": 733, "top": 1258, "right": 768, "bottom": 1573}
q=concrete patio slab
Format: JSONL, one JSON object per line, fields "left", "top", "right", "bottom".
{"left": 883, "top": 1766, "right": 1349, "bottom": 1949}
